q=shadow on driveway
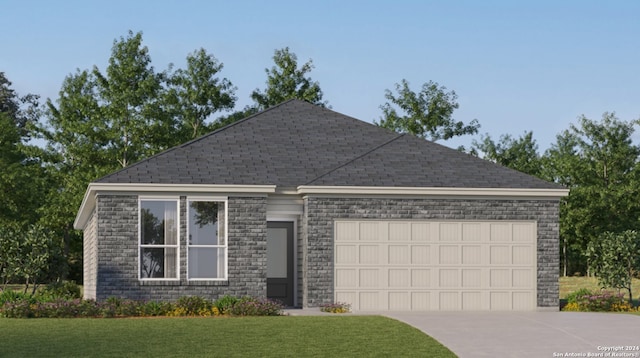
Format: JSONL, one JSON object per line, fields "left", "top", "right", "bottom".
{"left": 384, "top": 312, "right": 640, "bottom": 358}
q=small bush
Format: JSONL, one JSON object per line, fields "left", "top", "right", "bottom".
{"left": 40, "top": 281, "right": 82, "bottom": 300}
{"left": 0, "top": 290, "right": 35, "bottom": 306}
{"left": 173, "top": 296, "right": 214, "bottom": 316}
{"left": 319, "top": 302, "right": 351, "bottom": 313}
{"left": 228, "top": 297, "right": 283, "bottom": 316}
{"left": 0, "top": 295, "right": 281, "bottom": 318}
{"left": 214, "top": 295, "right": 239, "bottom": 315}
{"left": 562, "top": 289, "right": 637, "bottom": 312}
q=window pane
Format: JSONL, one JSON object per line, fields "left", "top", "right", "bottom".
{"left": 140, "top": 248, "right": 177, "bottom": 279}
{"left": 267, "top": 228, "right": 288, "bottom": 278}
{"left": 189, "top": 247, "right": 226, "bottom": 279}
{"left": 141, "top": 201, "right": 177, "bottom": 245}
{"left": 189, "top": 201, "right": 219, "bottom": 245}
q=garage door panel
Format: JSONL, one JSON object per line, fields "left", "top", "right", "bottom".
{"left": 334, "top": 220, "right": 537, "bottom": 311}
{"left": 411, "top": 292, "right": 431, "bottom": 310}
{"left": 462, "top": 292, "right": 482, "bottom": 310}
{"left": 462, "top": 223, "right": 482, "bottom": 241}
{"left": 359, "top": 292, "right": 379, "bottom": 310}
{"left": 462, "top": 245, "right": 482, "bottom": 265}
{"left": 411, "top": 269, "right": 431, "bottom": 287}
{"left": 359, "top": 269, "right": 379, "bottom": 287}
{"left": 359, "top": 245, "right": 379, "bottom": 264}
{"left": 439, "top": 269, "right": 459, "bottom": 287}
{"left": 513, "top": 246, "right": 533, "bottom": 265}
{"left": 335, "top": 222, "right": 357, "bottom": 241}
{"left": 389, "top": 245, "right": 409, "bottom": 264}
{"left": 411, "top": 223, "right": 430, "bottom": 241}
{"left": 335, "top": 245, "right": 356, "bottom": 264}
{"left": 411, "top": 245, "right": 430, "bottom": 264}
{"left": 439, "top": 223, "right": 460, "bottom": 241}
{"left": 359, "top": 222, "right": 380, "bottom": 241}
{"left": 389, "top": 269, "right": 409, "bottom": 287}
{"left": 490, "top": 245, "right": 510, "bottom": 264}
{"left": 389, "top": 292, "right": 410, "bottom": 310}
{"left": 439, "top": 292, "right": 460, "bottom": 310}
{"left": 439, "top": 246, "right": 459, "bottom": 264}
{"left": 490, "top": 223, "right": 511, "bottom": 241}
{"left": 335, "top": 269, "right": 356, "bottom": 287}
{"left": 462, "top": 269, "right": 482, "bottom": 288}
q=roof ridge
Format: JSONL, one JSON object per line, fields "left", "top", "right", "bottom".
{"left": 305, "top": 133, "right": 406, "bottom": 185}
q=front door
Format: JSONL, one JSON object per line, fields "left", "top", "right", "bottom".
{"left": 266, "top": 222, "right": 294, "bottom": 306}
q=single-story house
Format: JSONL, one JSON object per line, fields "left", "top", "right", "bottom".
{"left": 74, "top": 99, "right": 568, "bottom": 311}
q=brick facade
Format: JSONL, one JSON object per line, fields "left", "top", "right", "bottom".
{"left": 85, "top": 194, "right": 560, "bottom": 309}
{"left": 88, "top": 194, "right": 267, "bottom": 301}
{"left": 301, "top": 197, "right": 560, "bottom": 308}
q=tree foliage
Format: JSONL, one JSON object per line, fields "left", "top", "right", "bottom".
{"left": 543, "top": 113, "right": 640, "bottom": 276}
{"left": 376, "top": 79, "right": 480, "bottom": 141}
{"left": 472, "top": 131, "right": 542, "bottom": 177}
{"left": 250, "top": 47, "right": 326, "bottom": 110}
{"left": 586, "top": 230, "right": 640, "bottom": 303}
{"left": 0, "top": 72, "right": 48, "bottom": 227}
{"left": 166, "top": 48, "right": 236, "bottom": 139}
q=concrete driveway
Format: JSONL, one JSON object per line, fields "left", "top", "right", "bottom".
{"left": 384, "top": 312, "right": 640, "bottom": 358}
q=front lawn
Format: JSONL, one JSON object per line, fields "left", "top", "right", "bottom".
{"left": 0, "top": 316, "right": 456, "bottom": 357}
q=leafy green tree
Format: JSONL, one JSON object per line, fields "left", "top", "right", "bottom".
{"left": 166, "top": 48, "right": 236, "bottom": 140}
{"left": 586, "top": 230, "right": 640, "bottom": 303}
{"left": 542, "top": 113, "right": 640, "bottom": 276}
{"left": 0, "top": 72, "right": 47, "bottom": 227}
{"left": 472, "top": 131, "right": 542, "bottom": 177}
{"left": 93, "top": 30, "right": 173, "bottom": 167}
{"left": 376, "top": 79, "right": 480, "bottom": 141}
{"left": 251, "top": 47, "right": 326, "bottom": 110}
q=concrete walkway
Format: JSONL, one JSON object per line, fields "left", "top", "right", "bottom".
{"left": 384, "top": 311, "right": 640, "bottom": 358}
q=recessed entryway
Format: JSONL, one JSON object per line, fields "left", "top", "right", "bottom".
{"left": 267, "top": 221, "right": 294, "bottom": 306}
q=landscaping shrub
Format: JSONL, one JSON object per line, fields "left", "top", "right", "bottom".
{"left": 214, "top": 295, "right": 239, "bottom": 315}
{"left": 0, "top": 295, "right": 282, "bottom": 318}
{"left": 319, "top": 302, "right": 351, "bottom": 313}
{"left": 562, "top": 289, "right": 637, "bottom": 312}
{"left": 171, "top": 296, "right": 216, "bottom": 316}
{"left": 228, "top": 297, "right": 283, "bottom": 316}
{"left": 39, "top": 281, "right": 82, "bottom": 300}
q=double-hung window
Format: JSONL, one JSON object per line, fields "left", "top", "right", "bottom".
{"left": 139, "top": 198, "right": 179, "bottom": 280}
{"left": 187, "top": 198, "right": 227, "bottom": 280}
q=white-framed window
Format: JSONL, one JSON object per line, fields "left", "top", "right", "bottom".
{"left": 139, "top": 198, "right": 179, "bottom": 280}
{"left": 187, "top": 197, "right": 227, "bottom": 280}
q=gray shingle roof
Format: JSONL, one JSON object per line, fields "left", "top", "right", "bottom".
{"left": 96, "top": 99, "right": 562, "bottom": 190}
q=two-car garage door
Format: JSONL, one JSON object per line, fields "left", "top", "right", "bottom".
{"left": 334, "top": 221, "right": 537, "bottom": 311}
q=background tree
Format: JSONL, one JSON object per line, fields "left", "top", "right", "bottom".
{"left": 0, "top": 72, "right": 48, "bottom": 227}
{"left": 472, "top": 131, "right": 542, "bottom": 177}
{"left": 376, "top": 79, "right": 480, "bottom": 142}
{"left": 41, "top": 31, "right": 236, "bottom": 281}
{"left": 250, "top": 47, "right": 326, "bottom": 110}
{"left": 542, "top": 113, "right": 640, "bottom": 276}
{"left": 166, "top": 48, "right": 236, "bottom": 140}
{"left": 586, "top": 230, "right": 640, "bottom": 303}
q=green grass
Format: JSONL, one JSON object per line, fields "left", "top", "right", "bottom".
{"left": 0, "top": 316, "right": 456, "bottom": 358}
{"left": 559, "top": 276, "right": 640, "bottom": 300}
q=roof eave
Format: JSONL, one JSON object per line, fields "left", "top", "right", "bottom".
{"left": 73, "top": 183, "right": 277, "bottom": 230}
{"left": 296, "top": 185, "right": 570, "bottom": 198}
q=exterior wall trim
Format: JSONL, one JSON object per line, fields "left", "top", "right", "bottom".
{"left": 297, "top": 186, "right": 569, "bottom": 198}
{"left": 74, "top": 183, "right": 276, "bottom": 230}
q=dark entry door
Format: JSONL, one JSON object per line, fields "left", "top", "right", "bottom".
{"left": 266, "top": 222, "right": 294, "bottom": 306}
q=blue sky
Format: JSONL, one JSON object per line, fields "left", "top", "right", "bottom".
{"left": 2, "top": 0, "right": 639, "bottom": 151}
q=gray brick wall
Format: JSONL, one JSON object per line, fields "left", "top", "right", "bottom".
{"left": 91, "top": 195, "right": 267, "bottom": 301}
{"left": 302, "top": 197, "right": 560, "bottom": 309}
